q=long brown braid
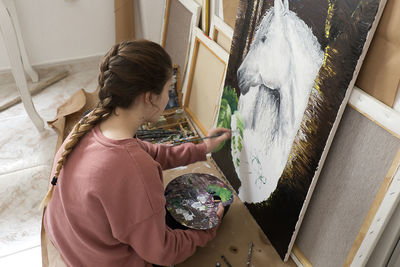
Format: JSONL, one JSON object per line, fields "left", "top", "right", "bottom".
{"left": 40, "top": 40, "right": 173, "bottom": 209}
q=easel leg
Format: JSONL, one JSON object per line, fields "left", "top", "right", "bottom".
{"left": 0, "top": 2, "right": 44, "bottom": 131}
{"left": 2, "top": 0, "right": 39, "bottom": 82}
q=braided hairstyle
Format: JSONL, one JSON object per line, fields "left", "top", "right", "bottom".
{"left": 40, "top": 40, "right": 172, "bottom": 209}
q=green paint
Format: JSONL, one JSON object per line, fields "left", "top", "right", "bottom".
{"left": 238, "top": 137, "right": 242, "bottom": 152}
{"left": 218, "top": 98, "right": 232, "bottom": 129}
{"left": 234, "top": 111, "right": 244, "bottom": 138}
{"left": 214, "top": 99, "right": 231, "bottom": 153}
{"left": 173, "top": 198, "right": 181, "bottom": 208}
{"left": 213, "top": 86, "right": 239, "bottom": 153}
{"left": 222, "top": 85, "right": 239, "bottom": 113}
{"left": 231, "top": 111, "right": 243, "bottom": 155}
{"left": 206, "top": 184, "right": 232, "bottom": 203}
{"left": 235, "top": 158, "right": 240, "bottom": 168}
{"left": 252, "top": 156, "right": 260, "bottom": 165}
{"left": 258, "top": 175, "right": 267, "bottom": 184}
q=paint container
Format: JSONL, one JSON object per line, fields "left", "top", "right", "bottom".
{"left": 173, "top": 108, "right": 184, "bottom": 122}
{"left": 165, "top": 173, "right": 233, "bottom": 230}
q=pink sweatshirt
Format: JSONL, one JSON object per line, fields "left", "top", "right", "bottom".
{"left": 44, "top": 125, "right": 216, "bottom": 266}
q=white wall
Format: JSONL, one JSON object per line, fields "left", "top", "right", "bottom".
{"left": 0, "top": 0, "right": 115, "bottom": 72}
{"left": 134, "top": 0, "right": 164, "bottom": 43}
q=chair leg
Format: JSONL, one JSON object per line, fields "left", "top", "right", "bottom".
{"left": 2, "top": 0, "right": 39, "bottom": 83}
{"left": 0, "top": 3, "right": 44, "bottom": 131}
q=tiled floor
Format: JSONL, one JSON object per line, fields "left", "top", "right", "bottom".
{"left": 0, "top": 59, "right": 99, "bottom": 266}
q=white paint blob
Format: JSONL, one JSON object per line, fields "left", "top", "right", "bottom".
{"left": 197, "top": 195, "right": 208, "bottom": 204}
{"left": 191, "top": 202, "right": 206, "bottom": 211}
{"left": 176, "top": 208, "right": 195, "bottom": 221}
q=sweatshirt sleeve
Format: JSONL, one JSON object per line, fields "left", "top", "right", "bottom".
{"left": 136, "top": 140, "right": 207, "bottom": 170}
{"left": 118, "top": 209, "right": 217, "bottom": 266}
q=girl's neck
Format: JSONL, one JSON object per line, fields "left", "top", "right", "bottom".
{"left": 99, "top": 109, "right": 144, "bottom": 140}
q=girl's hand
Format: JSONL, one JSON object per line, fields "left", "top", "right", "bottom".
{"left": 204, "top": 127, "right": 231, "bottom": 154}
{"left": 216, "top": 202, "right": 225, "bottom": 220}
{"left": 204, "top": 202, "right": 225, "bottom": 238}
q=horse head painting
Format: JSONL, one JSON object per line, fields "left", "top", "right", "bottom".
{"left": 232, "top": 0, "right": 324, "bottom": 203}
{"left": 213, "top": 0, "right": 385, "bottom": 260}
{"left": 212, "top": 0, "right": 386, "bottom": 260}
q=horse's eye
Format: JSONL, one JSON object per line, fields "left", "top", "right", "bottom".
{"left": 261, "top": 36, "right": 267, "bottom": 43}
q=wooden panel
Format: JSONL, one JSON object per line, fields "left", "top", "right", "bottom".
{"left": 203, "top": 0, "right": 210, "bottom": 35}
{"left": 355, "top": 0, "right": 400, "bottom": 107}
{"left": 161, "top": 0, "right": 171, "bottom": 47}
{"left": 222, "top": 0, "right": 239, "bottom": 28}
{"left": 114, "top": 0, "right": 135, "bottom": 43}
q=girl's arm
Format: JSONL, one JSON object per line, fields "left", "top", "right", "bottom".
{"left": 137, "top": 140, "right": 208, "bottom": 169}
{"left": 137, "top": 128, "right": 230, "bottom": 170}
{"left": 118, "top": 209, "right": 218, "bottom": 266}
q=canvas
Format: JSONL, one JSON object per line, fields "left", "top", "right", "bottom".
{"left": 296, "top": 105, "right": 400, "bottom": 266}
{"left": 210, "top": 15, "right": 234, "bottom": 52}
{"left": 161, "top": 0, "right": 201, "bottom": 79}
{"left": 183, "top": 27, "right": 229, "bottom": 135}
{"left": 212, "top": 0, "right": 387, "bottom": 260}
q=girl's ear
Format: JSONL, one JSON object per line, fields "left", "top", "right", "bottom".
{"left": 144, "top": 91, "right": 152, "bottom": 104}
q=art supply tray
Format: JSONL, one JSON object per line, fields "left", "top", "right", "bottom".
{"left": 139, "top": 108, "right": 202, "bottom": 145}
{"left": 137, "top": 64, "right": 206, "bottom": 145}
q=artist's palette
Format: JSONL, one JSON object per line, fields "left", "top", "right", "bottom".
{"left": 165, "top": 173, "right": 234, "bottom": 230}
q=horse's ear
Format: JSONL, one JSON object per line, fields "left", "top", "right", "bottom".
{"left": 274, "top": 0, "right": 285, "bottom": 13}
{"left": 284, "top": 0, "right": 289, "bottom": 10}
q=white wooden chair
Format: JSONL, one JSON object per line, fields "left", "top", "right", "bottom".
{"left": 0, "top": 0, "right": 44, "bottom": 131}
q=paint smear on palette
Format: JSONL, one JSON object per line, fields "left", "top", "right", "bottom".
{"left": 165, "top": 173, "right": 234, "bottom": 230}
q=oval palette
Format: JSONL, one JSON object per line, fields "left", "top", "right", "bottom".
{"left": 165, "top": 173, "right": 234, "bottom": 230}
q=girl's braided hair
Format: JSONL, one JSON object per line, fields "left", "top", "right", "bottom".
{"left": 40, "top": 40, "right": 172, "bottom": 209}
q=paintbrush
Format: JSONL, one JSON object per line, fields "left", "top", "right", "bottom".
{"left": 171, "top": 130, "right": 236, "bottom": 146}
{"left": 221, "top": 255, "right": 232, "bottom": 267}
{"left": 246, "top": 242, "right": 254, "bottom": 267}
{"left": 136, "top": 129, "right": 180, "bottom": 138}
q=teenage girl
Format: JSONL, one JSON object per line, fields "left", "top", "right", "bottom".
{"left": 42, "top": 40, "right": 231, "bottom": 267}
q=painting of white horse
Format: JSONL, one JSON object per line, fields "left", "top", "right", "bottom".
{"left": 231, "top": 0, "right": 324, "bottom": 203}
{"left": 213, "top": 0, "right": 385, "bottom": 260}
